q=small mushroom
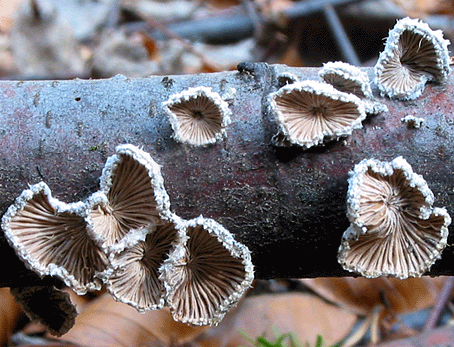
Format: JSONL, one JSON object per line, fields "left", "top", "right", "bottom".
{"left": 320, "top": 61, "right": 387, "bottom": 115}
{"left": 88, "top": 144, "right": 171, "bottom": 250}
{"left": 268, "top": 80, "right": 366, "bottom": 148}
{"left": 319, "top": 61, "right": 373, "bottom": 99}
{"left": 338, "top": 157, "right": 451, "bottom": 279}
{"left": 401, "top": 115, "right": 424, "bottom": 128}
{"left": 276, "top": 72, "right": 299, "bottom": 87}
{"left": 374, "top": 17, "right": 451, "bottom": 100}
{"left": 163, "top": 87, "right": 232, "bottom": 146}
{"left": 105, "top": 219, "right": 181, "bottom": 312}
{"left": 160, "top": 216, "right": 254, "bottom": 326}
{"left": 1, "top": 182, "right": 109, "bottom": 294}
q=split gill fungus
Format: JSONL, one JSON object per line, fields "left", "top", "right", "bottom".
{"left": 318, "top": 61, "right": 387, "bottom": 115}
{"left": 87, "top": 144, "right": 171, "bottom": 251}
{"left": 160, "top": 216, "right": 254, "bottom": 326}
{"left": 2, "top": 143, "right": 255, "bottom": 330}
{"left": 268, "top": 80, "right": 366, "bottom": 148}
{"left": 1, "top": 182, "right": 109, "bottom": 295}
{"left": 105, "top": 219, "right": 181, "bottom": 313}
{"left": 319, "top": 61, "right": 373, "bottom": 99}
{"left": 2, "top": 16, "right": 454, "bottom": 334}
{"left": 374, "top": 17, "right": 451, "bottom": 100}
{"left": 338, "top": 157, "right": 451, "bottom": 279}
{"left": 163, "top": 86, "right": 232, "bottom": 146}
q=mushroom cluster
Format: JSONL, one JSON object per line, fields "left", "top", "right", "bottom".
{"left": 268, "top": 59, "right": 392, "bottom": 148}
{"left": 338, "top": 157, "right": 451, "bottom": 279}
{"left": 2, "top": 144, "right": 254, "bottom": 333}
{"left": 2, "top": 16, "right": 451, "bottom": 335}
{"left": 268, "top": 18, "right": 449, "bottom": 148}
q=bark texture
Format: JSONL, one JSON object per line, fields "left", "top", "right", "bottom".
{"left": 1, "top": 63, "right": 454, "bottom": 286}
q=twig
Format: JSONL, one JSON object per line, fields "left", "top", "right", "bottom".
{"left": 124, "top": 0, "right": 362, "bottom": 43}
{"left": 342, "top": 305, "right": 383, "bottom": 347}
{"left": 104, "top": 0, "right": 121, "bottom": 29}
{"left": 323, "top": 3, "right": 361, "bottom": 66}
{"left": 1, "top": 66, "right": 454, "bottom": 283}
{"left": 241, "top": 0, "right": 264, "bottom": 40}
{"left": 423, "top": 276, "right": 454, "bottom": 331}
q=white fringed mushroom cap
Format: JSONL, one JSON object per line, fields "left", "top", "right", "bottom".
{"left": 163, "top": 87, "right": 232, "bottom": 146}
{"left": 87, "top": 144, "right": 171, "bottom": 251}
{"left": 374, "top": 17, "right": 451, "bottom": 100}
{"left": 268, "top": 80, "right": 367, "bottom": 148}
{"left": 2, "top": 182, "right": 109, "bottom": 294}
{"left": 160, "top": 215, "right": 254, "bottom": 326}
{"left": 319, "top": 61, "right": 373, "bottom": 99}
{"left": 339, "top": 157, "right": 451, "bottom": 279}
{"left": 105, "top": 216, "right": 183, "bottom": 313}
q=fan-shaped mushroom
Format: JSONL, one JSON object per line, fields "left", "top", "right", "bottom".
{"left": 338, "top": 157, "right": 451, "bottom": 279}
{"left": 268, "top": 80, "right": 366, "bottom": 148}
{"left": 2, "top": 182, "right": 109, "bottom": 294}
{"left": 276, "top": 72, "right": 299, "bottom": 87}
{"left": 88, "top": 144, "right": 171, "bottom": 250}
{"left": 319, "top": 61, "right": 373, "bottom": 99}
{"left": 163, "top": 87, "right": 232, "bottom": 146}
{"left": 160, "top": 216, "right": 254, "bottom": 326}
{"left": 320, "top": 61, "right": 387, "bottom": 115}
{"left": 374, "top": 17, "right": 451, "bottom": 100}
{"left": 106, "top": 219, "right": 181, "bottom": 312}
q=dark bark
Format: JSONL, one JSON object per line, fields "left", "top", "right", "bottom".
{"left": 1, "top": 63, "right": 454, "bottom": 286}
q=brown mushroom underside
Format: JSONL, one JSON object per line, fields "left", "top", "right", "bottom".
{"left": 89, "top": 154, "right": 162, "bottom": 247}
{"left": 8, "top": 192, "right": 108, "bottom": 289}
{"left": 166, "top": 225, "right": 247, "bottom": 324}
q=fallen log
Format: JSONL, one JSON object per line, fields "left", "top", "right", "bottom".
{"left": 0, "top": 63, "right": 453, "bottom": 286}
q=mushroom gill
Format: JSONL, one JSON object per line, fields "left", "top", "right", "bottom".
{"left": 319, "top": 61, "right": 373, "bottom": 99}
{"left": 163, "top": 87, "right": 232, "bottom": 146}
{"left": 374, "top": 17, "right": 451, "bottom": 100}
{"left": 338, "top": 157, "right": 451, "bottom": 279}
{"left": 2, "top": 182, "right": 109, "bottom": 294}
{"left": 269, "top": 80, "right": 366, "bottom": 148}
{"left": 106, "top": 220, "right": 180, "bottom": 312}
{"left": 88, "top": 144, "right": 170, "bottom": 250}
{"left": 160, "top": 216, "right": 254, "bottom": 326}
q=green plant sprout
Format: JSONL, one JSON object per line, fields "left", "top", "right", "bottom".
{"left": 239, "top": 327, "right": 344, "bottom": 347}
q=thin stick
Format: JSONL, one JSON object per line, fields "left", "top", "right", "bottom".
{"left": 423, "top": 276, "right": 454, "bottom": 331}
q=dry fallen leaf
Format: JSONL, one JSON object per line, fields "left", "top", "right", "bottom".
{"left": 53, "top": 291, "right": 356, "bottom": 347}
{"left": 0, "top": 0, "right": 23, "bottom": 31}
{"left": 0, "top": 288, "right": 22, "bottom": 345}
{"left": 391, "top": 0, "right": 454, "bottom": 16}
{"left": 55, "top": 293, "right": 209, "bottom": 347}
{"left": 192, "top": 292, "right": 357, "bottom": 347}
{"left": 301, "top": 277, "right": 448, "bottom": 316}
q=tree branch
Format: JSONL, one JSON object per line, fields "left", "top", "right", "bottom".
{"left": 1, "top": 63, "right": 453, "bottom": 286}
